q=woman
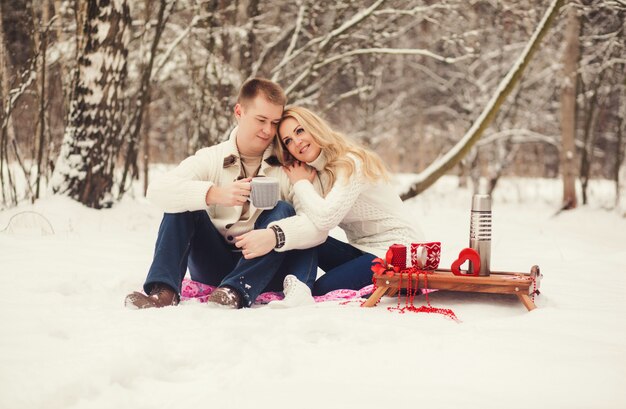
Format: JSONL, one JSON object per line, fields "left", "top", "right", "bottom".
{"left": 255, "top": 106, "right": 424, "bottom": 306}
{"left": 236, "top": 107, "right": 424, "bottom": 307}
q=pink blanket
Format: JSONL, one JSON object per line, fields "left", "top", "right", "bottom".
{"left": 180, "top": 278, "right": 374, "bottom": 305}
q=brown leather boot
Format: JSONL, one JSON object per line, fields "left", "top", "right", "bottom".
{"left": 206, "top": 287, "right": 242, "bottom": 309}
{"left": 124, "top": 283, "right": 180, "bottom": 309}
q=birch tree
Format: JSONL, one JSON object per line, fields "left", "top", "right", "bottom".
{"left": 51, "top": 0, "right": 131, "bottom": 208}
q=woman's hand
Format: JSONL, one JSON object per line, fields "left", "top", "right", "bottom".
{"left": 235, "top": 229, "right": 276, "bottom": 259}
{"left": 284, "top": 161, "right": 316, "bottom": 184}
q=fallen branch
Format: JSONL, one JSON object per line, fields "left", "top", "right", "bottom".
{"left": 401, "top": 0, "right": 566, "bottom": 200}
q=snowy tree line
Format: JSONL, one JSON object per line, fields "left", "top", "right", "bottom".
{"left": 0, "top": 0, "right": 624, "bottom": 211}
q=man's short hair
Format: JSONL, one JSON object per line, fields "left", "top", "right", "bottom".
{"left": 237, "top": 78, "right": 286, "bottom": 107}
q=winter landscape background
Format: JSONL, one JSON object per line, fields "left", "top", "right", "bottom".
{"left": 1, "top": 173, "right": 625, "bottom": 409}
{"left": 1, "top": 0, "right": 625, "bottom": 408}
{"left": 1, "top": 0, "right": 624, "bottom": 210}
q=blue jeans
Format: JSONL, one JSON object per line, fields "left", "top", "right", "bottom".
{"left": 144, "top": 201, "right": 317, "bottom": 307}
{"left": 313, "top": 237, "right": 377, "bottom": 296}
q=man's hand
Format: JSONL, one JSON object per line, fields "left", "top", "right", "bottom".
{"left": 284, "top": 161, "right": 316, "bottom": 184}
{"left": 235, "top": 229, "right": 276, "bottom": 259}
{"left": 205, "top": 178, "right": 252, "bottom": 206}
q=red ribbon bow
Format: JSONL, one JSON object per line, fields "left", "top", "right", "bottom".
{"left": 371, "top": 248, "right": 401, "bottom": 276}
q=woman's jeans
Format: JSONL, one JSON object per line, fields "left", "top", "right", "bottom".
{"left": 143, "top": 201, "right": 317, "bottom": 307}
{"left": 313, "top": 237, "right": 377, "bottom": 296}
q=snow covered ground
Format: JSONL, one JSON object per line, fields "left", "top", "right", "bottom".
{"left": 1, "top": 175, "right": 625, "bottom": 409}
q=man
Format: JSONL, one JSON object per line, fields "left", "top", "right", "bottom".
{"left": 125, "top": 78, "right": 326, "bottom": 310}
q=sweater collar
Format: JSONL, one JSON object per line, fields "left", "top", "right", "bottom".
{"left": 307, "top": 150, "right": 327, "bottom": 171}
{"left": 222, "top": 126, "right": 280, "bottom": 169}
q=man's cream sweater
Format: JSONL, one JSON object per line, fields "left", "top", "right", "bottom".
{"left": 147, "top": 127, "right": 327, "bottom": 250}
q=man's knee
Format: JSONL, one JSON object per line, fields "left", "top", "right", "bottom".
{"left": 274, "top": 200, "right": 295, "bottom": 213}
{"left": 163, "top": 210, "right": 208, "bottom": 222}
{"left": 267, "top": 200, "right": 295, "bottom": 219}
{"left": 255, "top": 201, "right": 295, "bottom": 227}
{"left": 159, "top": 210, "right": 215, "bottom": 233}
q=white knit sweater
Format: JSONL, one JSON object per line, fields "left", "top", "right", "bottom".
{"left": 273, "top": 152, "right": 424, "bottom": 258}
{"left": 146, "top": 127, "right": 328, "bottom": 250}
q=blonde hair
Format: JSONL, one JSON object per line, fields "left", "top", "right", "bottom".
{"left": 275, "top": 106, "right": 389, "bottom": 189}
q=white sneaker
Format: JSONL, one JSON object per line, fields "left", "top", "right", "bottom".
{"left": 268, "top": 275, "right": 315, "bottom": 309}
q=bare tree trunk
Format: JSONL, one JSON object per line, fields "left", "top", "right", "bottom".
{"left": 118, "top": 0, "right": 172, "bottom": 199}
{"left": 142, "top": 0, "right": 153, "bottom": 198}
{"left": 579, "top": 89, "right": 604, "bottom": 206}
{"left": 52, "top": 0, "right": 69, "bottom": 89}
{"left": 237, "top": 0, "right": 259, "bottom": 80}
{"left": 616, "top": 78, "right": 625, "bottom": 210}
{"left": 616, "top": 121, "right": 624, "bottom": 205}
{"left": 0, "top": 56, "right": 36, "bottom": 207}
{"left": 0, "top": 3, "right": 18, "bottom": 207}
{"left": 401, "top": 0, "right": 566, "bottom": 200}
{"left": 51, "top": 0, "right": 131, "bottom": 208}
{"left": 485, "top": 81, "right": 525, "bottom": 195}
{"left": 142, "top": 104, "right": 150, "bottom": 197}
{"left": 35, "top": 0, "right": 51, "bottom": 201}
{"left": 457, "top": 161, "right": 468, "bottom": 188}
{"left": 559, "top": 4, "right": 580, "bottom": 210}
{"left": 50, "top": 0, "right": 71, "bottom": 140}
{"left": 487, "top": 145, "right": 519, "bottom": 196}
{"left": 0, "top": 3, "right": 9, "bottom": 207}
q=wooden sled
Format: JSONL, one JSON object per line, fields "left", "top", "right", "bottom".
{"left": 362, "top": 265, "right": 542, "bottom": 311}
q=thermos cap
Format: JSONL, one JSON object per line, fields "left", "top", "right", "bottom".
{"left": 471, "top": 194, "right": 491, "bottom": 212}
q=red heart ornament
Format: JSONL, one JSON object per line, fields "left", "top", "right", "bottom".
{"left": 451, "top": 248, "right": 481, "bottom": 276}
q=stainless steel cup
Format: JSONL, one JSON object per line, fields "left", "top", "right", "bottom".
{"left": 469, "top": 194, "right": 491, "bottom": 276}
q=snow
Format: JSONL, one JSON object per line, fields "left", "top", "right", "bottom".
{"left": 81, "top": 52, "right": 105, "bottom": 93}
{"left": 95, "top": 21, "right": 112, "bottom": 45}
{"left": 1, "top": 175, "right": 625, "bottom": 409}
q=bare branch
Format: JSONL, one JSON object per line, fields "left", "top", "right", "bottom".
{"left": 477, "top": 129, "right": 560, "bottom": 148}
{"left": 319, "top": 0, "right": 386, "bottom": 50}
{"left": 373, "top": 4, "right": 458, "bottom": 16}
{"left": 322, "top": 86, "right": 373, "bottom": 112}
{"left": 274, "top": 0, "right": 386, "bottom": 82}
{"left": 313, "top": 47, "right": 474, "bottom": 71}
{"left": 278, "top": 2, "right": 306, "bottom": 68}
{"left": 151, "top": 10, "right": 205, "bottom": 82}
{"left": 251, "top": 23, "right": 295, "bottom": 79}
{"left": 2, "top": 67, "right": 37, "bottom": 130}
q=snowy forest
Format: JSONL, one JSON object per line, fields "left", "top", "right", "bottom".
{"left": 2, "top": 2, "right": 626, "bottom": 407}
{"left": 0, "top": 0, "right": 624, "bottom": 210}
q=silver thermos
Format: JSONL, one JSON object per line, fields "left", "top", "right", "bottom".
{"left": 469, "top": 194, "right": 491, "bottom": 276}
